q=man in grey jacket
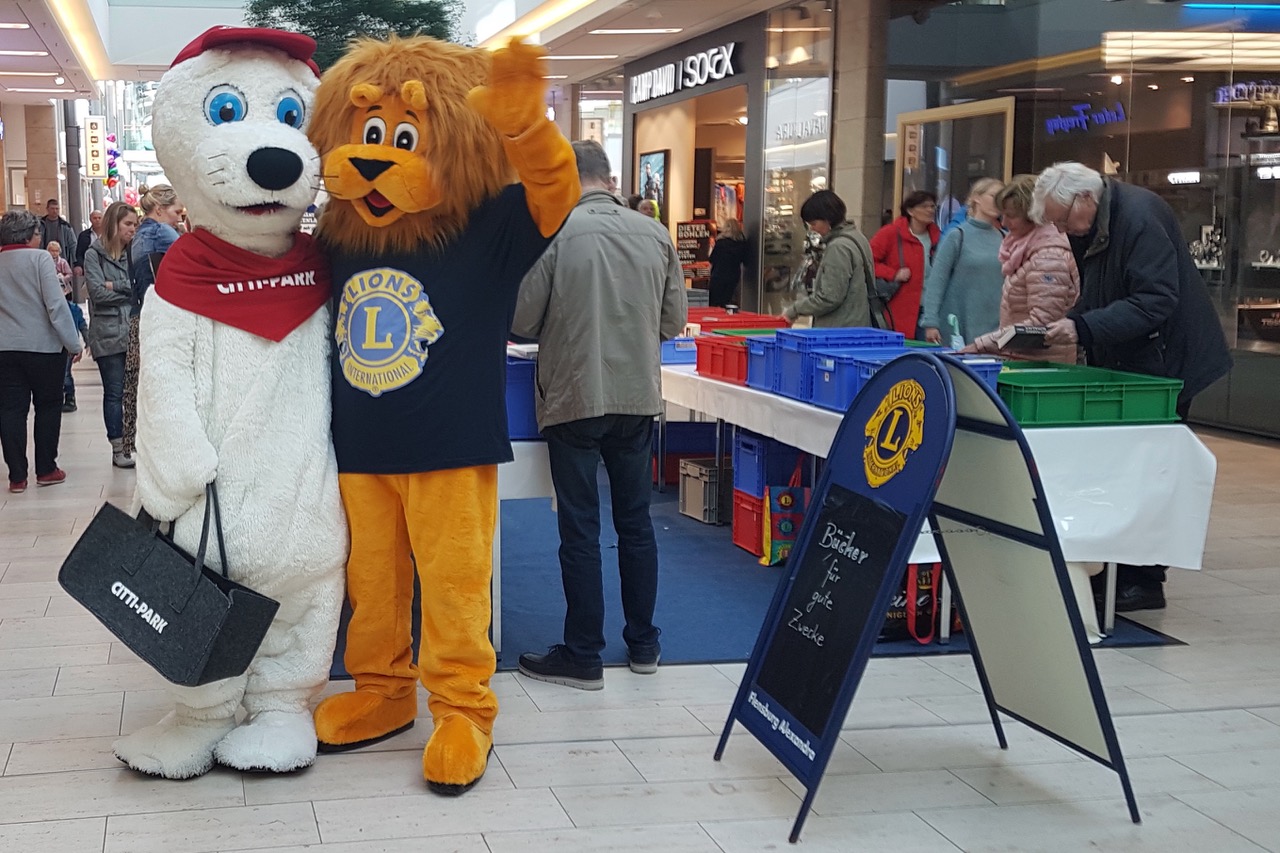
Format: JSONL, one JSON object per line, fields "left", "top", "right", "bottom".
{"left": 512, "top": 140, "right": 687, "bottom": 690}
{"left": 38, "top": 199, "right": 77, "bottom": 254}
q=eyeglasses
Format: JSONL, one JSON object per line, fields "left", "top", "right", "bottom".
{"left": 1048, "top": 195, "right": 1080, "bottom": 229}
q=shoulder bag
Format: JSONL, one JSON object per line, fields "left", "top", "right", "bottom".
{"left": 58, "top": 483, "right": 279, "bottom": 686}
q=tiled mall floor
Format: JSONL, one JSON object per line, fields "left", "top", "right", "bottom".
{"left": 2, "top": 363, "right": 1279, "bottom": 852}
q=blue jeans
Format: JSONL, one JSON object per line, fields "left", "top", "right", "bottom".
{"left": 63, "top": 356, "right": 74, "bottom": 397}
{"left": 96, "top": 353, "right": 126, "bottom": 440}
{"left": 543, "top": 414, "right": 661, "bottom": 666}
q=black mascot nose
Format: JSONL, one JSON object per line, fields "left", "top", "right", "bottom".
{"left": 351, "top": 157, "right": 393, "bottom": 182}
{"left": 246, "top": 147, "right": 304, "bottom": 191}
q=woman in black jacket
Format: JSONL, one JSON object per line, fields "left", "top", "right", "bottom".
{"left": 708, "top": 219, "right": 748, "bottom": 307}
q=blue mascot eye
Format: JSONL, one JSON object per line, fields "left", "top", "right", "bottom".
{"left": 206, "top": 88, "right": 246, "bottom": 125}
{"left": 276, "top": 95, "right": 304, "bottom": 128}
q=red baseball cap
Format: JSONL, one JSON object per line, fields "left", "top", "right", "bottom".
{"left": 170, "top": 26, "right": 320, "bottom": 77}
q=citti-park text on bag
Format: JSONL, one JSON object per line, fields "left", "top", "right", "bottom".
{"left": 58, "top": 483, "right": 278, "bottom": 687}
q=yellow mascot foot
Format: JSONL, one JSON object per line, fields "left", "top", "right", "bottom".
{"left": 315, "top": 689, "right": 416, "bottom": 753}
{"left": 423, "top": 714, "right": 492, "bottom": 796}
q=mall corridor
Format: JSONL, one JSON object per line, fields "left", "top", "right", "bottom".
{"left": 0, "top": 365, "right": 1278, "bottom": 851}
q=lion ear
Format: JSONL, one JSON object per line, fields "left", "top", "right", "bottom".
{"left": 401, "top": 80, "right": 428, "bottom": 111}
{"left": 350, "top": 83, "right": 383, "bottom": 108}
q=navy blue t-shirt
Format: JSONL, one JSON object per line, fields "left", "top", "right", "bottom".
{"left": 329, "top": 184, "right": 553, "bottom": 473}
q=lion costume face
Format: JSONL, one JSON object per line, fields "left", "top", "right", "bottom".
{"left": 310, "top": 36, "right": 515, "bottom": 254}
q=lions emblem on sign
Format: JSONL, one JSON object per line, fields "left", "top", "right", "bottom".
{"left": 863, "top": 379, "right": 926, "bottom": 488}
{"left": 336, "top": 266, "right": 443, "bottom": 397}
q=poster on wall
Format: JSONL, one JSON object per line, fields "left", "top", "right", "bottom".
{"left": 638, "top": 149, "right": 669, "bottom": 224}
{"left": 677, "top": 220, "right": 714, "bottom": 284}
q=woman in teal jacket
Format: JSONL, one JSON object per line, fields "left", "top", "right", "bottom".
{"left": 920, "top": 178, "right": 1005, "bottom": 346}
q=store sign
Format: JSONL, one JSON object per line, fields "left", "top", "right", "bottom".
{"left": 630, "top": 43, "right": 739, "bottom": 105}
{"left": 1044, "top": 102, "right": 1127, "bottom": 136}
{"left": 774, "top": 116, "right": 829, "bottom": 144}
{"left": 85, "top": 115, "right": 108, "bottom": 179}
{"left": 1214, "top": 80, "right": 1280, "bottom": 106}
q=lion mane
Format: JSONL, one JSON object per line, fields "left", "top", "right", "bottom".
{"left": 310, "top": 35, "right": 515, "bottom": 255}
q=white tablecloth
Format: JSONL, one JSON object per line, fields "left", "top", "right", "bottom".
{"left": 660, "top": 365, "right": 1217, "bottom": 570}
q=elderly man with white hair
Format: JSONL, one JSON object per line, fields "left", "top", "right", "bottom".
{"left": 1032, "top": 161, "right": 1231, "bottom": 612}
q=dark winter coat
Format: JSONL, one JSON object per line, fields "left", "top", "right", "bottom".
{"left": 708, "top": 235, "right": 749, "bottom": 307}
{"left": 1068, "top": 179, "right": 1232, "bottom": 407}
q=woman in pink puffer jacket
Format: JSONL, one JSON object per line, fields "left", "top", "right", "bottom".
{"left": 969, "top": 175, "right": 1080, "bottom": 364}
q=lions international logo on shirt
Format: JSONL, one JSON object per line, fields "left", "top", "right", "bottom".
{"left": 336, "top": 267, "right": 442, "bottom": 397}
{"left": 863, "top": 379, "right": 925, "bottom": 488}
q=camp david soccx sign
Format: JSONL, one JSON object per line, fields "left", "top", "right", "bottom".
{"left": 630, "top": 43, "right": 740, "bottom": 105}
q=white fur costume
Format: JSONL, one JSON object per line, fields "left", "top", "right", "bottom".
{"left": 112, "top": 31, "right": 347, "bottom": 780}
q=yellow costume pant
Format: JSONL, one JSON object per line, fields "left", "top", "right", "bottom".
{"left": 315, "top": 466, "right": 498, "bottom": 790}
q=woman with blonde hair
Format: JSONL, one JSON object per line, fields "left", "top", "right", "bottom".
{"left": 968, "top": 175, "right": 1080, "bottom": 362}
{"left": 122, "top": 184, "right": 182, "bottom": 459}
{"left": 920, "top": 177, "right": 1006, "bottom": 346}
{"left": 83, "top": 201, "right": 139, "bottom": 468}
{"left": 708, "top": 219, "right": 748, "bottom": 307}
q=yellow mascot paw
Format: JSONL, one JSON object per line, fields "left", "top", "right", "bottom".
{"left": 423, "top": 714, "right": 492, "bottom": 795}
{"left": 467, "top": 38, "right": 547, "bottom": 138}
{"left": 314, "top": 690, "right": 417, "bottom": 752}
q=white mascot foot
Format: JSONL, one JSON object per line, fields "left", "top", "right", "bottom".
{"left": 113, "top": 711, "right": 236, "bottom": 779}
{"left": 214, "top": 709, "right": 317, "bottom": 773}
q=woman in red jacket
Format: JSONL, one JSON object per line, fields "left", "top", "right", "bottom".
{"left": 869, "top": 190, "right": 941, "bottom": 336}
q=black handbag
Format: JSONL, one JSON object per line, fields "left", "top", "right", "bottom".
{"left": 58, "top": 483, "right": 279, "bottom": 687}
{"left": 874, "top": 233, "right": 906, "bottom": 302}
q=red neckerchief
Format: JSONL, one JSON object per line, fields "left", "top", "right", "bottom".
{"left": 0, "top": 244, "right": 36, "bottom": 252}
{"left": 153, "top": 228, "right": 331, "bottom": 342}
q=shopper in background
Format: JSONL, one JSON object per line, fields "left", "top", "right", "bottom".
{"left": 626, "top": 194, "right": 643, "bottom": 211}
{"left": 512, "top": 140, "right": 686, "bottom": 690}
{"left": 708, "top": 218, "right": 749, "bottom": 307}
{"left": 638, "top": 198, "right": 660, "bottom": 222}
{"left": 122, "top": 185, "right": 182, "bottom": 460}
{"left": 967, "top": 174, "right": 1080, "bottom": 363}
{"left": 38, "top": 199, "right": 76, "bottom": 253}
{"left": 870, "top": 190, "right": 941, "bottom": 337}
{"left": 1034, "top": 161, "right": 1232, "bottom": 612}
{"left": 920, "top": 177, "right": 1006, "bottom": 347}
{"left": 82, "top": 201, "right": 139, "bottom": 469}
{"left": 0, "top": 210, "right": 82, "bottom": 493}
{"left": 74, "top": 208, "right": 104, "bottom": 278}
{"left": 781, "top": 190, "right": 875, "bottom": 328}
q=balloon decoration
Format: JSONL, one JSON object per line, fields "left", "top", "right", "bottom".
{"left": 105, "top": 133, "right": 121, "bottom": 189}
{"left": 124, "top": 187, "right": 139, "bottom": 207}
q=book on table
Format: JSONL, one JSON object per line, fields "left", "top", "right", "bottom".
{"left": 996, "top": 324, "right": 1049, "bottom": 350}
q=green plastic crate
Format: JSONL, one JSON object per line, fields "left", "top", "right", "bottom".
{"left": 996, "top": 362, "right": 1183, "bottom": 427}
{"left": 709, "top": 328, "right": 780, "bottom": 337}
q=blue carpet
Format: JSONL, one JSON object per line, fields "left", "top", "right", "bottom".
{"left": 331, "top": 482, "right": 1178, "bottom": 679}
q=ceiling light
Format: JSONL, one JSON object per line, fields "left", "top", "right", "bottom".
{"left": 0, "top": 71, "right": 57, "bottom": 76}
{"left": 547, "top": 55, "right": 619, "bottom": 61}
{"left": 0, "top": 49, "right": 49, "bottom": 57}
{"left": 6, "top": 87, "right": 75, "bottom": 93}
{"left": 0, "top": 23, "right": 31, "bottom": 29}
{"left": 1148, "top": 84, "right": 1159, "bottom": 90}
{"left": 737, "top": 116, "right": 749, "bottom": 126}
{"left": 543, "top": 75, "right": 568, "bottom": 80}
{"left": 1111, "top": 75, "right": 1123, "bottom": 85}
{"left": 589, "top": 28, "right": 682, "bottom": 35}
{"left": 54, "top": 76, "right": 65, "bottom": 85}
{"left": 766, "top": 27, "right": 832, "bottom": 33}
{"left": 1182, "top": 76, "right": 1195, "bottom": 83}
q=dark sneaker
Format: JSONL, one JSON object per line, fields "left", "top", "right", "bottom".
{"left": 36, "top": 469, "right": 66, "bottom": 487}
{"left": 8, "top": 480, "right": 27, "bottom": 494}
{"left": 518, "top": 645, "right": 603, "bottom": 691}
{"left": 628, "top": 647, "right": 661, "bottom": 675}
{"left": 62, "top": 395, "right": 76, "bottom": 413}
{"left": 1114, "top": 584, "right": 1166, "bottom": 612}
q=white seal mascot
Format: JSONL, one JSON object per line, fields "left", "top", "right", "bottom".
{"left": 112, "top": 25, "right": 348, "bottom": 779}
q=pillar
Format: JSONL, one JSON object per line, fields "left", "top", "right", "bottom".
{"left": 830, "top": 0, "right": 890, "bottom": 236}
{"left": 24, "top": 104, "right": 60, "bottom": 211}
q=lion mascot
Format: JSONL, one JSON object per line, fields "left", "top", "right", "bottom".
{"left": 112, "top": 26, "right": 347, "bottom": 779}
{"left": 308, "top": 36, "right": 579, "bottom": 794}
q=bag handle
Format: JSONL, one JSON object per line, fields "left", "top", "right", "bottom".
{"left": 165, "top": 482, "right": 231, "bottom": 613}
{"left": 851, "top": 235, "right": 895, "bottom": 331}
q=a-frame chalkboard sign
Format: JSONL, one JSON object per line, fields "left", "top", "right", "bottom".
{"left": 716, "top": 353, "right": 1139, "bottom": 842}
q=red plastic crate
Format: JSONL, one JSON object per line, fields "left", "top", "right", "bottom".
{"left": 732, "top": 489, "right": 765, "bottom": 556}
{"left": 695, "top": 335, "right": 750, "bottom": 384}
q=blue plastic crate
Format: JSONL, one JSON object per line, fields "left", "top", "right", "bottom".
{"left": 732, "top": 431, "right": 808, "bottom": 499}
{"left": 505, "top": 357, "right": 540, "bottom": 439}
{"left": 775, "top": 329, "right": 906, "bottom": 401}
{"left": 745, "top": 337, "right": 778, "bottom": 391}
{"left": 662, "top": 337, "right": 698, "bottom": 364}
{"left": 953, "top": 355, "right": 1003, "bottom": 392}
{"left": 808, "top": 347, "right": 912, "bottom": 411}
